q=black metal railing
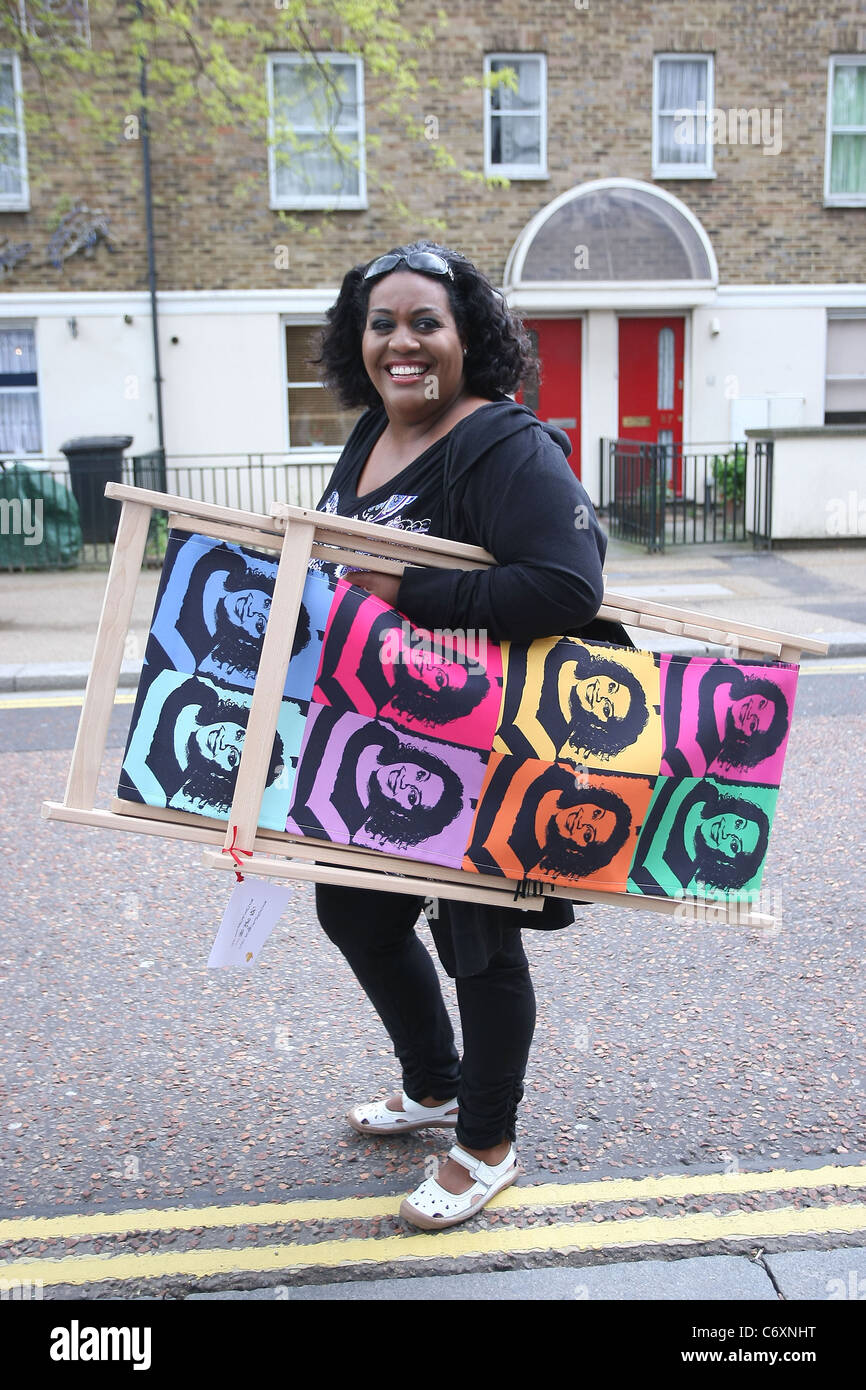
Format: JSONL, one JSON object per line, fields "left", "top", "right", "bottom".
{"left": 0, "top": 450, "right": 338, "bottom": 570}
{"left": 598, "top": 438, "right": 769, "bottom": 551}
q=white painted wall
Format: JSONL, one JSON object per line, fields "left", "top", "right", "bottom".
{"left": 158, "top": 311, "right": 286, "bottom": 459}
{"left": 756, "top": 432, "right": 866, "bottom": 539}
{"left": 689, "top": 305, "right": 826, "bottom": 442}
{"left": 582, "top": 309, "right": 619, "bottom": 504}
{"left": 34, "top": 313, "right": 156, "bottom": 457}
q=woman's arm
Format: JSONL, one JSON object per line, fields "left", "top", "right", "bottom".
{"left": 396, "top": 436, "right": 606, "bottom": 644}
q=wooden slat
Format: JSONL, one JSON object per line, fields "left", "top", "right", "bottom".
{"left": 167, "top": 513, "right": 282, "bottom": 553}
{"left": 221, "top": 518, "right": 316, "bottom": 855}
{"left": 602, "top": 587, "right": 828, "bottom": 655}
{"left": 63, "top": 500, "right": 152, "bottom": 809}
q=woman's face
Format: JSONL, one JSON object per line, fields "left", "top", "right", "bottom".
{"left": 405, "top": 642, "right": 469, "bottom": 692}
{"left": 729, "top": 693, "right": 773, "bottom": 737}
{"left": 551, "top": 801, "right": 616, "bottom": 847}
{"left": 375, "top": 760, "right": 445, "bottom": 811}
{"left": 221, "top": 588, "right": 271, "bottom": 640}
{"left": 574, "top": 676, "right": 630, "bottom": 723}
{"left": 193, "top": 722, "right": 245, "bottom": 771}
{"left": 361, "top": 271, "right": 466, "bottom": 420}
{"left": 697, "top": 811, "right": 759, "bottom": 859}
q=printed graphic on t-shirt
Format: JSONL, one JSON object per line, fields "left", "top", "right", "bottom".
{"left": 307, "top": 488, "right": 431, "bottom": 579}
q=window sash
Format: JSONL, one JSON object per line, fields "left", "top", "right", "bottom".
{"left": 826, "top": 58, "right": 866, "bottom": 201}
{"left": 269, "top": 54, "right": 365, "bottom": 207}
{"left": 484, "top": 54, "right": 546, "bottom": 176}
{"left": 0, "top": 54, "right": 27, "bottom": 203}
{"left": 653, "top": 54, "right": 714, "bottom": 174}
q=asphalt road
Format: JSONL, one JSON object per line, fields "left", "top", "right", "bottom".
{"left": 1, "top": 666, "right": 864, "bottom": 1295}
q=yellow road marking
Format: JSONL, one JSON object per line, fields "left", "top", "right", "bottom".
{"left": 1, "top": 1164, "right": 862, "bottom": 1244}
{"left": 3, "top": 1203, "right": 865, "bottom": 1288}
{"left": 799, "top": 663, "right": 866, "bottom": 676}
{"left": 0, "top": 692, "right": 136, "bottom": 710}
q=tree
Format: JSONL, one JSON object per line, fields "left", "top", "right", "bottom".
{"left": 0, "top": 0, "right": 517, "bottom": 234}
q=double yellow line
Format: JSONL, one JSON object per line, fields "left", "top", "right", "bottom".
{"left": 2, "top": 1164, "right": 864, "bottom": 1290}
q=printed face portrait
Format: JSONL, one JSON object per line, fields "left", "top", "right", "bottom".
{"left": 627, "top": 775, "right": 777, "bottom": 901}
{"left": 494, "top": 637, "right": 661, "bottom": 775}
{"left": 117, "top": 667, "right": 307, "bottom": 831}
{"left": 463, "top": 753, "right": 655, "bottom": 891}
{"left": 286, "top": 706, "right": 487, "bottom": 868}
{"left": 313, "top": 578, "right": 504, "bottom": 751}
{"left": 660, "top": 656, "right": 797, "bottom": 786}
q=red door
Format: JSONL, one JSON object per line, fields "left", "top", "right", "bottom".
{"left": 618, "top": 317, "right": 685, "bottom": 492}
{"left": 516, "top": 318, "right": 582, "bottom": 479}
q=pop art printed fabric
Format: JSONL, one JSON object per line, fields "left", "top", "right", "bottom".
{"left": 117, "top": 530, "right": 800, "bottom": 904}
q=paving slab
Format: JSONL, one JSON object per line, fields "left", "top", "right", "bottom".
{"left": 186, "top": 1255, "right": 777, "bottom": 1301}
{"left": 764, "top": 1247, "right": 866, "bottom": 1301}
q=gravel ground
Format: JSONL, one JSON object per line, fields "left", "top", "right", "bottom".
{"left": 1, "top": 676, "right": 863, "bottom": 1226}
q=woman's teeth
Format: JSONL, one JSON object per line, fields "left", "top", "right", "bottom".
{"left": 388, "top": 365, "right": 426, "bottom": 377}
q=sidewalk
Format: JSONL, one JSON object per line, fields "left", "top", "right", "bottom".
{"left": 184, "top": 1245, "right": 866, "bottom": 1299}
{"left": 1, "top": 538, "right": 866, "bottom": 690}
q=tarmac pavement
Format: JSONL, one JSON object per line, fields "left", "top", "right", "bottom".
{"left": 2, "top": 532, "right": 864, "bottom": 1304}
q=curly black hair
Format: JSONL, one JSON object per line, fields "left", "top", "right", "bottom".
{"left": 310, "top": 239, "right": 539, "bottom": 409}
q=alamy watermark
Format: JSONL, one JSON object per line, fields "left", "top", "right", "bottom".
{"left": 0, "top": 497, "right": 42, "bottom": 546}
{"left": 380, "top": 621, "right": 488, "bottom": 675}
{"left": 674, "top": 102, "right": 783, "bottom": 156}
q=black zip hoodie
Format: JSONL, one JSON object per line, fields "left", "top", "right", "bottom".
{"left": 393, "top": 393, "right": 632, "bottom": 648}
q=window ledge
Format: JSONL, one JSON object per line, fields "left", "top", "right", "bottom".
{"left": 823, "top": 196, "right": 866, "bottom": 208}
{"left": 653, "top": 168, "right": 717, "bottom": 180}
{"left": 270, "top": 197, "right": 367, "bottom": 211}
{"left": 0, "top": 200, "right": 31, "bottom": 212}
{"left": 486, "top": 167, "right": 549, "bottom": 181}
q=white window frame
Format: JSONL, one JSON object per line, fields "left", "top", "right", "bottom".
{"left": 18, "top": 1, "right": 91, "bottom": 44}
{"left": 483, "top": 53, "right": 548, "bottom": 180}
{"left": 0, "top": 321, "right": 42, "bottom": 454}
{"left": 824, "top": 54, "right": 866, "bottom": 207}
{"left": 652, "top": 52, "right": 716, "bottom": 180}
{"left": 0, "top": 51, "right": 29, "bottom": 212}
{"left": 267, "top": 52, "right": 366, "bottom": 211}
{"left": 281, "top": 318, "right": 351, "bottom": 456}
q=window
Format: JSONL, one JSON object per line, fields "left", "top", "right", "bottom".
{"left": 0, "top": 326, "right": 41, "bottom": 452}
{"left": 18, "top": 0, "right": 90, "bottom": 44}
{"left": 653, "top": 53, "right": 715, "bottom": 179}
{"left": 268, "top": 53, "right": 366, "bottom": 210}
{"left": 825, "top": 56, "right": 866, "bottom": 206}
{"left": 825, "top": 314, "right": 866, "bottom": 424}
{"left": 0, "top": 53, "right": 28, "bottom": 210}
{"left": 484, "top": 54, "right": 547, "bottom": 179}
{"left": 284, "top": 325, "right": 360, "bottom": 448}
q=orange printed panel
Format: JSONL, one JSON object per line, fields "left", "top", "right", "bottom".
{"left": 463, "top": 753, "right": 656, "bottom": 892}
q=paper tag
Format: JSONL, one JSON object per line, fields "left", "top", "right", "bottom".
{"left": 207, "top": 878, "right": 293, "bottom": 969}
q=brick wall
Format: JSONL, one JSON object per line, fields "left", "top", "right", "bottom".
{"left": 1, "top": 0, "right": 864, "bottom": 293}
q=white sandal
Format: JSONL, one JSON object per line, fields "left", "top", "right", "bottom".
{"left": 399, "top": 1143, "right": 521, "bottom": 1229}
{"left": 347, "top": 1090, "right": 459, "bottom": 1136}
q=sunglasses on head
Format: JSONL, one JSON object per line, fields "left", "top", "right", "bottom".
{"left": 363, "top": 250, "right": 454, "bottom": 282}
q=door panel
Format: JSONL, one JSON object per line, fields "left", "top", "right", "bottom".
{"left": 516, "top": 318, "right": 582, "bottom": 479}
{"left": 618, "top": 316, "right": 685, "bottom": 491}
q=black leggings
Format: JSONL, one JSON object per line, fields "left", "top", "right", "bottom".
{"left": 315, "top": 882, "right": 537, "bottom": 1150}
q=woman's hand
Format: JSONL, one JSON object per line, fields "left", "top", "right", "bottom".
{"left": 347, "top": 569, "right": 403, "bottom": 608}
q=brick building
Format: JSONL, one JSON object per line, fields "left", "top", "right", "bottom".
{"left": 0, "top": 0, "right": 864, "bottom": 506}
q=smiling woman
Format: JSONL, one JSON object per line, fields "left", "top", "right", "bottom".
{"left": 304, "top": 239, "right": 614, "bottom": 1230}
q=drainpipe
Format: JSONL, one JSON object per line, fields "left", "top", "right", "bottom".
{"left": 136, "top": 0, "right": 165, "bottom": 460}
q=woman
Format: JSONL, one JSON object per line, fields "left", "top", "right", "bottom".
{"left": 309, "top": 240, "right": 612, "bottom": 1230}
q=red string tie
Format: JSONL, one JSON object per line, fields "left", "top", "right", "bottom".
{"left": 223, "top": 824, "right": 253, "bottom": 882}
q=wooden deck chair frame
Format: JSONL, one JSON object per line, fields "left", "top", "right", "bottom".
{"left": 41, "top": 481, "right": 828, "bottom": 930}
